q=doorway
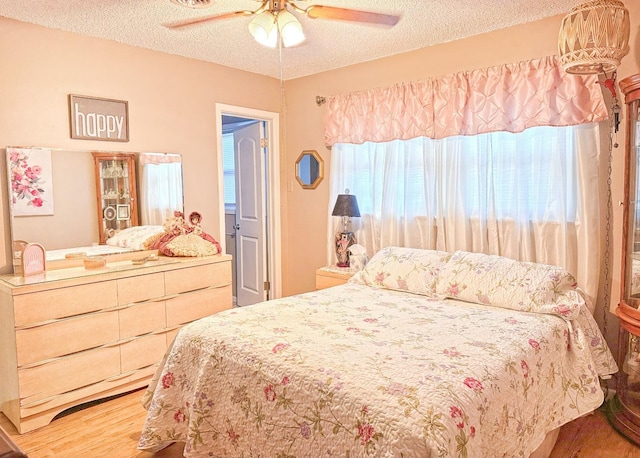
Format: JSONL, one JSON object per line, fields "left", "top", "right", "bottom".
{"left": 216, "top": 104, "right": 282, "bottom": 306}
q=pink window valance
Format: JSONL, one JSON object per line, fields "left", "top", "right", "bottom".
{"left": 138, "top": 152, "right": 182, "bottom": 165}
{"left": 323, "top": 56, "right": 608, "bottom": 146}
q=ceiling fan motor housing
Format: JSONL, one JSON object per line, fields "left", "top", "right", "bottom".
{"left": 270, "top": 0, "right": 286, "bottom": 12}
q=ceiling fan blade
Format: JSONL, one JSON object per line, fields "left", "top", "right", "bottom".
{"left": 164, "top": 10, "right": 253, "bottom": 29}
{"left": 305, "top": 5, "right": 400, "bottom": 27}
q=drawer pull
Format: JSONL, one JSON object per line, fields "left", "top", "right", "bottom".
{"left": 102, "top": 337, "right": 135, "bottom": 348}
{"left": 21, "top": 395, "right": 55, "bottom": 409}
{"left": 128, "top": 295, "right": 165, "bottom": 305}
{"left": 16, "top": 318, "right": 61, "bottom": 330}
{"left": 151, "top": 325, "right": 183, "bottom": 335}
{"left": 20, "top": 355, "right": 63, "bottom": 369}
{"left": 104, "top": 302, "right": 138, "bottom": 312}
{"left": 108, "top": 298, "right": 167, "bottom": 311}
{"left": 179, "top": 284, "right": 231, "bottom": 296}
{"left": 16, "top": 308, "right": 119, "bottom": 330}
{"left": 19, "top": 392, "right": 45, "bottom": 404}
{"left": 105, "top": 369, "right": 137, "bottom": 382}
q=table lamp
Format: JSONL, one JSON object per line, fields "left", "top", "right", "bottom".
{"left": 331, "top": 190, "right": 360, "bottom": 267}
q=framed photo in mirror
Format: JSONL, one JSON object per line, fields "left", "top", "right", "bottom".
{"left": 103, "top": 206, "right": 116, "bottom": 221}
{"left": 116, "top": 204, "right": 130, "bottom": 220}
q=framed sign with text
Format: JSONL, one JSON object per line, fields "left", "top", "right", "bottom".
{"left": 68, "top": 94, "right": 129, "bottom": 142}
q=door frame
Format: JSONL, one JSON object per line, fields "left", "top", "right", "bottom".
{"left": 215, "top": 103, "right": 282, "bottom": 300}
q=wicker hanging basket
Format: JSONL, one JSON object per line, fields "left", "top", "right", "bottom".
{"left": 558, "top": 0, "right": 630, "bottom": 74}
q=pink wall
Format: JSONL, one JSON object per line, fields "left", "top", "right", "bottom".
{"left": 0, "top": 17, "right": 281, "bottom": 272}
{"left": 2, "top": 2, "right": 639, "bottom": 344}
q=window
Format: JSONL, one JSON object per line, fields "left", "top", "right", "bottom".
{"left": 222, "top": 132, "right": 236, "bottom": 206}
{"left": 335, "top": 125, "right": 580, "bottom": 224}
{"left": 328, "top": 123, "right": 601, "bottom": 297}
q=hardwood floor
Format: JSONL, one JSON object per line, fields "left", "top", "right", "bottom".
{"left": 1, "top": 389, "right": 639, "bottom": 457}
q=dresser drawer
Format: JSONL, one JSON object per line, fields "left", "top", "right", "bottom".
{"left": 18, "top": 346, "right": 120, "bottom": 404}
{"left": 19, "top": 364, "right": 158, "bottom": 423}
{"left": 165, "top": 261, "right": 231, "bottom": 295}
{"left": 13, "top": 281, "right": 117, "bottom": 327}
{"left": 119, "top": 300, "right": 166, "bottom": 338}
{"left": 117, "top": 272, "right": 164, "bottom": 305}
{"left": 166, "top": 285, "right": 232, "bottom": 327}
{"left": 15, "top": 310, "right": 120, "bottom": 367}
{"left": 120, "top": 333, "right": 168, "bottom": 373}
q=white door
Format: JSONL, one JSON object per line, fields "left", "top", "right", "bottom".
{"left": 216, "top": 103, "right": 282, "bottom": 303}
{"left": 234, "top": 121, "right": 266, "bottom": 306}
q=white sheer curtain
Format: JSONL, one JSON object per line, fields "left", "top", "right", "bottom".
{"left": 327, "top": 123, "right": 601, "bottom": 306}
{"left": 139, "top": 157, "right": 184, "bottom": 226}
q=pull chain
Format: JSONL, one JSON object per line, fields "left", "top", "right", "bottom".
{"left": 603, "top": 109, "right": 613, "bottom": 339}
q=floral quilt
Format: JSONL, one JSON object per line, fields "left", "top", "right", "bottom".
{"left": 138, "top": 282, "right": 615, "bottom": 458}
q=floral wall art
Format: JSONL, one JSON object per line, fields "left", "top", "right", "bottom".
{"left": 7, "top": 147, "right": 54, "bottom": 216}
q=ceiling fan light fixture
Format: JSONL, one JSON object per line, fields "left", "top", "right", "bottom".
{"left": 277, "top": 10, "right": 305, "bottom": 47}
{"left": 170, "top": 0, "right": 213, "bottom": 8}
{"left": 249, "top": 11, "right": 278, "bottom": 48}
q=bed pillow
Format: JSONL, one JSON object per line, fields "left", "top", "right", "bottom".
{"left": 106, "top": 225, "right": 165, "bottom": 250}
{"left": 435, "top": 250, "right": 583, "bottom": 320}
{"left": 351, "top": 246, "right": 451, "bottom": 296}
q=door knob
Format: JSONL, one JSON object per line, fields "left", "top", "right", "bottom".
{"left": 233, "top": 223, "right": 240, "bottom": 230}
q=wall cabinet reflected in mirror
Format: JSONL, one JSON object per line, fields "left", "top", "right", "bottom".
{"left": 92, "top": 152, "right": 139, "bottom": 244}
{"left": 295, "top": 150, "right": 324, "bottom": 189}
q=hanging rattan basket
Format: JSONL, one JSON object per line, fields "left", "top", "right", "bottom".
{"left": 558, "top": 0, "right": 630, "bottom": 74}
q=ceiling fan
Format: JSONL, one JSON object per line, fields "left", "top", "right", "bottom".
{"left": 165, "top": 0, "right": 401, "bottom": 48}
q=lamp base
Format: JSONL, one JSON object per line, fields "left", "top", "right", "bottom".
{"left": 335, "top": 231, "right": 356, "bottom": 268}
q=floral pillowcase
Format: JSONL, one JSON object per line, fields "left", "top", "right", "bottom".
{"left": 350, "top": 246, "right": 451, "bottom": 296}
{"left": 434, "top": 250, "right": 584, "bottom": 320}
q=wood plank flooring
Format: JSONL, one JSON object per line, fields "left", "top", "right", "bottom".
{"left": 1, "top": 388, "right": 639, "bottom": 457}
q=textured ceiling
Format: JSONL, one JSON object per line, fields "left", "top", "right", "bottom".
{"left": 0, "top": 0, "right": 584, "bottom": 80}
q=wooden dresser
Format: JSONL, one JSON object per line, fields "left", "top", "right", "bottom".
{"left": 0, "top": 254, "right": 232, "bottom": 434}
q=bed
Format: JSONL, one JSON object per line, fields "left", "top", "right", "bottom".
{"left": 45, "top": 244, "right": 136, "bottom": 261}
{"left": 138, "top": 247, "right": 617, "bottom": 458}
{"left": 42, "top": 226, "right": 165, "bottom": 261}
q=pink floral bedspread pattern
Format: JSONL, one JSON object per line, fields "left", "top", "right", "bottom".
{"left": 138, "top": 283, "right": 615, "bottom": 458}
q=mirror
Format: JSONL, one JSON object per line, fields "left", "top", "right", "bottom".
{"left": 295, "top": 150, "right": 324, "bottom": 189}
{"left": 5, "top": 147, "right": 183, "bottom": 269}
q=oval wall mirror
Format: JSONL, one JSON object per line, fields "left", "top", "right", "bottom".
{"left": 295, "top": 150, "right": 324, "bottom": 189}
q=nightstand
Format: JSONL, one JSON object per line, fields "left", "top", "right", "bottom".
{"left": 315, "top": 266, "right": 355, "bottom": 290}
